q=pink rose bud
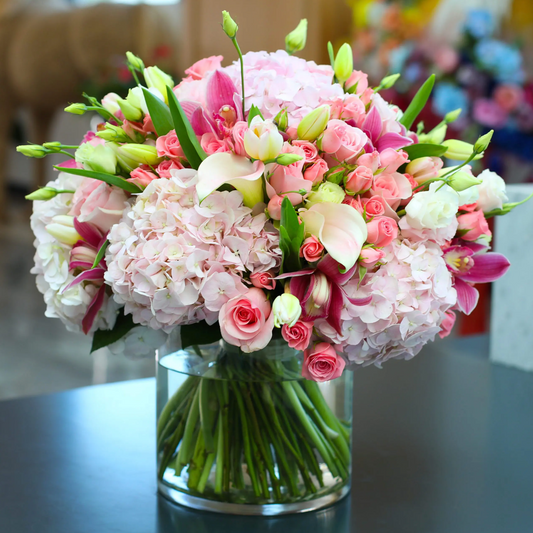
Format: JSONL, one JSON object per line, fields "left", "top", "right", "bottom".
{"left": 359, "top": 247, "right": 385, "bottom": 269}
{"left": 457, "top": 210, "right": 491, "bottom": 241}
{"left": 299, "top": 235, "right": 324, "bottom": 263}
{"left": 366, "top": 216, "right": 399, "bottom": 247}
{"left": 379, "top": 148, "right": 409, "bottom": 173}
{"left": 438, "top": 311, "right": 456, "bottom": 339}
{"left": 156, "top": 130, "right": 185, "bottom": 160}
{"left": 302, "top": 342, "right": 346, "bottom": 382}
{"left": 459, "top": 202, "right": 478, "bottom": 213}
{"left": 361, "top": 196, "right": 386, "bottom": 217}
{"left": 250, "top": 271, "right": 276, "bottom": 290}
{"left": 343, "top": 195, "right": 364, "bottom": 214}
{"left": 127, "top": 166, "right": 158, "bottom": 188}
{"left": 267, "top": 195, "right": 284, "bottom": 220}
{"left": 292, "top": 140, "right": 318, "bottom": 163}
{"left": 304, "top": 158, "right": 329, "bottom": 185}
{"left": 345, "top": 70, "right": 369, "bottom": 96}
{"left": 231, "top": 121, "right": 249, "bottom": 157}
{"left": 405, "top": 156, "right": 443, "bottom": 184}
{"left": 345, "top": 166, "right": 373, "bottom": 194}
{"left": 282, "top": 321, "right": 313, "bottom": 351}
{"left": 319, "top": 120, "right": 368, "bottom": 164}
{"left": 156, "top": 159, "right": 184, "bottom": 178}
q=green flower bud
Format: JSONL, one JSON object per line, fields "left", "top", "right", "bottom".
{"left": 376, "top": 73, "right": 401, "bottom": 91}
{"left": 96, "top": 124, "right": 132, "bottom": 143}
{"left": 276, "top": 153, "right": 303, "bottom": 166}
{"left": 65, "top": 103, "right": 87, "bottom": 115}
{"left": 85, "top": 144, "right": 117, "bottom": 174}
{"left": 297, "top": 104, "right": 330, "bottom": 141}
{"left": 334, "top": 43, "right": 353, "bottom": 85}
{"left": 418, "top": 123, "right": 447, "bottom": 145}
{"left": 126, "top": 51, "right": 145, "bottom": 71}
{"left": 441, "top": 139, "right": 483, "bottom": 161}
{"left": 447, "top": 171, "right": 482, "bottom": 192}
{"left": 107, "top": 142, "right": 137, "bottom": 172}
{"left": 285, "top": 19, "right": 307, "bottom": 55}
{"left": 474, "top": 130, "right": 494, "bottom": 154}
{"left": 222, "top": 10, "right": 238, "bottom": 39}
{"left": 16, "top": 144, "right": 49, "bottom": 158}
{"left": 274, "top": 108, "right": 288, "bottom": 131}
{"left": 143, "top": 67, "right": 174, "bottom": 103}
{"left": 117, "top": 143, "right": 162, "bottom": 166}
{"left": 305, "top": 182, "right": 345, "bottom": 207}
{"left": 25, "top": 187, "right": 60, "bottom": 201}
{"left": 116, "top": 97, "right": 143, "bottom": 122}
{"left": 444, "top": 108, "right": 462, "bottom": 123}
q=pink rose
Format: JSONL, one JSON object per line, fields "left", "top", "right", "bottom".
{"left": 438, "top": 311, "right": 456, "bottom": 339}
{"left": 300, "top": 235, "right": 324, "bottom": 263}
{"left": 366, "top": 216, "right": 398, "bottom": 247}
{"left": 457, "top": 210, "right": 491, "bottom": 241}
{"left": 361, "top": 196, "right": 386, "bottom": 217}
{"left": 267, "top": 195, "right": 284, "bottom": 220}
{"left": 250, "top": 271, "right": 276, "bottom": 290}
{"left": 184, "top": 55, "right": 223, "bottom": 80}
{"left": 292, "top": 140, "right": 318, "bottom": 163}
{"left": 219, "top": 288, "right": 274, "bottom": 353}
{"left": 282, "top": 321, "right": 314, "bottom": 351}
{"left": 156, "top": 130, "right": 185, "bottom": 160}
{"left": 200, "top": 133, "right": 233, "bottom": 155}
{"left": 459, "top": 202, "right": 478, "bottom": 213}
{"left": 156, "top": 159, "right": 184, "bottom": 178}
{"left": 69, "top": 180, "right": 127, "bottom": 233}
{"left": 359, "top": 247, "right": 385, "bottom": 269}
{"left": 371, "top": 172, "right": 413, "bottom": 209}
{"left": 231, "top": 121, "right": 249, "bottom": 156}
{"left": 379, "top": 148, "right": 409, "bottom": 173}
{"left": 320, "top": 120, "right": 368, "bottom": 163}
{"left": 357, "top": 151, "right": 380, "bottom": 172}
{"left": 345, "top": 166, "right": 373, "bottom": 194}
{"left": 303, "top": 158, "right": 328, "bottom": 185}
{"left": 494, "top": 84, "right": 524, "bottom": 112}
{"left": 127, "top": 166, "right": 158, "bottom": 188}
{"left": 302, "top": 342, "right": 345, "bottom": 382}
{"left": 328, "top": 95, "right": 365, "bottom": 121}
{"left": 345, "top": 70, "right": 369, "bottom": 96}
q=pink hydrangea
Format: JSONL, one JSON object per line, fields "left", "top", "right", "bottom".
{"left": 104, "top": 170, "right": 281, "bottom": 330}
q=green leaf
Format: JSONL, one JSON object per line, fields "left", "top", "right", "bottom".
{"left": 166, "top": 86, "right": 207, "bottom": 170}
{"left": 92, "top": 239, "right": 109, "bottom": 268}
{"left": 247, "top": 104, "right": 264, "bottom": 126}
{"left": 54, "top": 166, "right": 142, "bottom": 194}
{"left": 279, "top": 197, "right": 304, "bottom": 273}
{"left": 327, "top": 41, "right": 335, "bottom": 70}
{"left": 181, "top": 321, "right": 222, "bottom": 350}
{"left": 280, "top": 196, "right": 300, "bottom": 238}
{"left": 142, "top": 88, "right": 173, "bottom": 136}
{"left": 358, "top": 265, "right": 367, "bottom": 289}
{"left": 91, "top": 308, "right": 136, "bottom": 352}
{"left": 399, "top": 74, "right": 435, "bottom": 130}
{"left": 401, "top": 143, "right": 448, "bottom": 160}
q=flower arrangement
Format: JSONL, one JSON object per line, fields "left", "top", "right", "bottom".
{"left": 18, "top": 11, "right": 531, "bottom": 509}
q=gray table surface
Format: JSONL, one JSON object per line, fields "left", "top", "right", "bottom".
{"left": 0, "top": 335, "right": 532, "bottom": 533}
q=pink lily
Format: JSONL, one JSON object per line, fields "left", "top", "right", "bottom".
{"left": 443, "top": 243, "right": 510, "bottom": 315}
{"left": 361, "top": 106, "right": 413, "bottom": 152}
{"left": 278, "top": 254, "right": 372, "bottom": 334}
{"left": 64, "top": 218, "right": 109, "bottom": 334}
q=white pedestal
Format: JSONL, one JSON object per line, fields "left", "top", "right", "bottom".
{"left": 490, "top": 184, "right": 533, "bottom": 371}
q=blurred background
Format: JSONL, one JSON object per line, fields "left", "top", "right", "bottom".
{"left": 1, "top": 0, "right": 532, "bottom": 400}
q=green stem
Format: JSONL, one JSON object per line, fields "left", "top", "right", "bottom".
{"left": 187, "top": 430, "right": 206, "bottom": 491}
{"left": 199, "top": 379, "right": 216, "bottom": 453}
{"left": 231, "top": 37, "right": 246, "bottom": 118}
{"left": 197, "top": 418, "right": 220, "bottom": 494}
{"left": 157, "top": 378, "right": 196, "bottom": 439}
{"left": 214, "top": 412, "right": 224, "bottom": 494}
{"left": 176, "top": 387, "right": 201, "bottom": 472}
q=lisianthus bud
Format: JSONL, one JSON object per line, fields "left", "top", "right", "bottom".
{"left": 42, "top": 142, "right": 62, "bottom": 152}
{"left": 117, "top": 144, "right": 162, "bottom": 166}
{"left": 45, "top": 215, "right": 81, "bottom": 246}
{"left": 376, "top": 73, "right": 401, "bottom": 91}
{"left": 447, "top": 171, "right": 482, "bottom": 192}
{"left": 474, "top": 130, "right": 494, "bottom": 154}
{"left": 244, "top": 116, "right": 284, "bottom": 161}
{"left": 107, "top": 142, "right": 138, "bottom": 172}
{"left": 126, "top": 51, "right": 145, "bottom": 71}
{"left": 272, "top": 293, "right": 302, "bottom": 328}
{"left": 442, "top": 139, "right": 482, "bottom": 161}
{"left": 17, "top": 144, "right": 51, "bottom": 158}
{"left": 276, "top": 153, "right": 304, "bottom": 166}
{"left": 64, "top": 103, "right": 87, "bottom": 115}
{"left": 274, "top": 108, "right": 288, "bottom": 131}
{"left": 117, "top": 97, "right": 143, "bottom": 122}
{"left": 96, "top": 124, "right": 131, "bottom": 143}
{"left": 305, "top": 182, "right": 345, "bottom": 207}
{"left": 285, "top": 19, "right": 307, "bottom": 55}
{"left": 101, "top": 93, "right": 121, "bottom": 116}
{"left": 444, "top": 108, "right": 462, "bottom": 123}
{"left": 418, "top": 123, "right": 447, "bottom": 144}
{"left": 334, "top": 43, "right": 354, "bottom": 85}
{"left": 222, "top": 10, "right": 238, "bottom": 39}
{"left": 297, "top": 105, "right": 330, "bottom": 141}
{"left": 85, "top": 144, "right": 117, "bottom": 174}
{"left": 25, "top": 187, "right": 60, "bottom": 201}
{"left": 143, "top": 66, "right": 174, "bottom": 103}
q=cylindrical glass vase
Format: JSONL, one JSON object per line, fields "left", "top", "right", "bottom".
{"left": 156, "top": 329, "right": 353, "bottom": 515}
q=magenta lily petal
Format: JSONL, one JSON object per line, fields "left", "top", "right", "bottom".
{"left": 64, "top": 268, "right": 105, "bottom": 292}
{"left": 73, "top": 218, "right": 104, "bottom": 247}
{"left": 69, "top": 260, "right": 94, "bottom": 270}
{"left": 233, "top": 93, "right": 244, "bottom": 122}
{"left": 325, "top": 283, "right": 344, "bottom": 334}
{"left": 56, "top": 159, "right": 81, "bottom": 169}
{"left": 376, "top": 132, "right": 413, "bottom": 152}
{"left": 180, "top": 100, "right": 201, "bottom": 122}
{"left": 276, "top": 269, "right": 315, "bottom": 280}
{"left": 317, "top": 254, "right": 357, "bottom": 286}
{"left": 344, "top": 293, "right": 372, "bottom": 306}
{"left": 191, "top": 107, "right": 217, "bottom": 136}
{"left": 362, "top": 106, "right": 382, "bottom": 143}
{"left": 463, "top": 241, "right": 490, "bottom": 254}
{"left": 82, "top": 284, "right": 106, "bottom": 335}
{"left": 460, "top": 253, "right": 510, "bottom": 283}
{"left": 206, "top": 70, "right": 238, "bottom": 115}
{"left": 454, "top": 277, "right": 479, "bottom": 315}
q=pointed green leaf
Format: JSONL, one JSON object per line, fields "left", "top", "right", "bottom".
{"left": 166, "top": 86, "right": 207, "bottom": 170}
{"left": 142, "top": 88, "right": 173, "bottom": 136}
{"left": 91, "top": 308, "right": 136, "bottom": 352}
{"left": 279, "top": 197, "right": 304, "bottom": 273}
{"left": 53, "top": 166, "right": 142, "bottom": 193}
{"left": 399, "top": 74, "right": 435, "bottom": 130}
{"left": 92, "top": 239, "right": 109, "bottom": 269}
{"left": 327, "top": 41, "right": 335, "bottom": 70}
{"left": 280, "top": 197, "right": 300, "bottom": 238}
{"left": 401, "top": 143, "right": 448, "bottom": 160}
{"left": 247, "top": 104, "right": 264, "bottom": 126}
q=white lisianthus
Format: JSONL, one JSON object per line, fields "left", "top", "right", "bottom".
{"left": 244, "top": 116, "right": 284, "bottom": 161}
{"left": 405, "top": 182, "right": 459, "bottom": 230}
{"left": 476, "top": 170, "right": 508, "bottom": 212}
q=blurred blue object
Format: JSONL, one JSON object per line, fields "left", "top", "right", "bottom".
{"left": 464, "top": 9, "right": 495, "bottom": 39}
{"left": 433, "top": 82, "right": 469, "bottom": 116}
{"left": 474, "top": 39, "right": 524, "bottom": 83}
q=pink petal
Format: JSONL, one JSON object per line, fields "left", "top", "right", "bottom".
{"left": 376, "top": 132, "right": 413, "bottom": 151}
{"left": 191, "top": 107, "right": 217, "bottom": 136}
{"left": 180, "top": 100, "right": 201, "bottom": 122}
{"left": 73, "top": 218, "right": 104, "bottom": 247}
{"left": 454, "top": 277, "right": 479, "bottom": 315}
{"left": 343, "top": 292, "right": 372, "bottom": 306}
{"left": 69, "top": 261, "right": 94, "bottom": 270}
{"left": 325, "top": 283, "right": 343, "bottom": 334}
{"left": 317, "top": 254, "right": 357, "bottom": 285}
{"left": 206, "top": 70, "right": 238, "bottom": 115}
{"left": 82, "top": 285, "right": 106, "bottom": 335}
{"left": 460, "top": 253, "right": 510, "bottom": 283}
{"left": 63, "top": 268, "right": 105, "bottom": 292}
{"left": 362, "top": 106, "right": 382, "bottom": 143}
